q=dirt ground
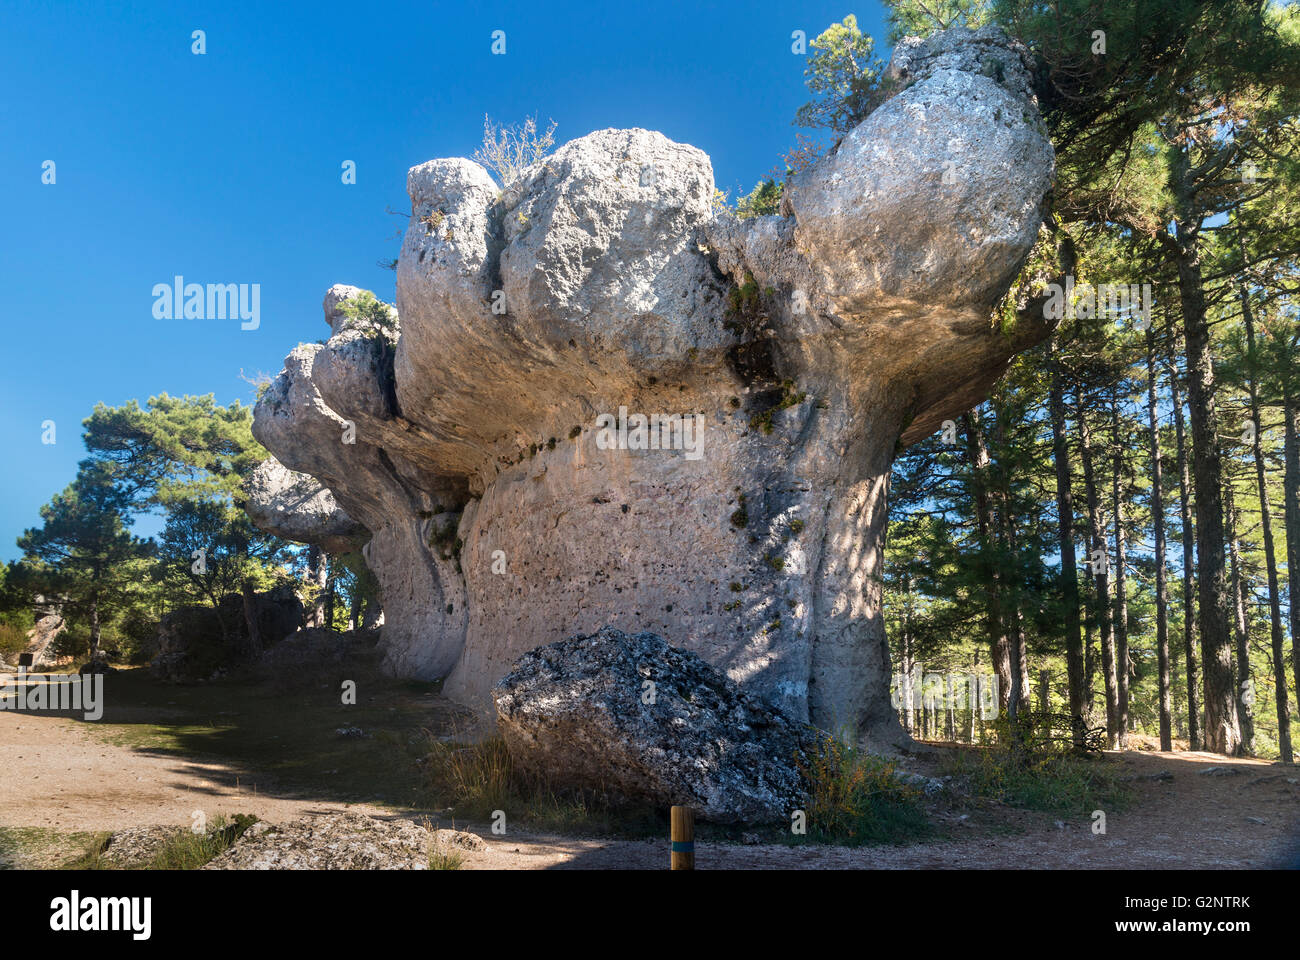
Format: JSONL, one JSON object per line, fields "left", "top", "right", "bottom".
{"left": 453, "top": 749, "right": 1300, "bottom": 870}
{"left": 2, "top": 688, "right": 1298, "bottom": 869}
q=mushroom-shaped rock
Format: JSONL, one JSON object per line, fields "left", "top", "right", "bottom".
{"left": 250, "top": 26, "right": 1057, "bottom": 750}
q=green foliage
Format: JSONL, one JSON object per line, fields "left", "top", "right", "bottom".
{"left": 12, "top": 393, "right": 301, "bottom": 667}
{"left": 0, "top": 563, "right": 35, "bottom": 661}
{"left": 13, "top": 463, "right": 152, "bottom": 659}
{"left": 797, "top": 736, "right": 933, "bottom": 845}
{"left": 794, "top": 15, "right": 884, "bottom": 134}
{"left": 943, "top": 741, "right": 1131, "bottom": 816}
{"left": 884, "top": 0, "right": 993, "bottom": 43}
{"left": 82, "top": 394, "right": 267, "bottom": 511}
{"left": 736, "top": 178, "right": 782, "bottom": 219}
{"left": 155, "top": 498, "right": 287, "bottom": 639}
{"left": 336, "top": 290, "right": 398, "bottom": 343}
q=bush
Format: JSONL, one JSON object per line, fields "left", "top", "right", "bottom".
{"left": 797, "top": 737, "right": 933, "bottom": 845}
{"left": 0, "top": 622, "right": 28, "bottom": 663}
{"left": 736, "top": 178, "right": 782, "bottom": 219}
{"left": 942, "top": 738, "right": 1131, "bottom": 817}
{"left": 473, "top": 115, "right": 557, "bottom": 187}
{"left": 116, "top": 609, "right": 160, "bottom": 665}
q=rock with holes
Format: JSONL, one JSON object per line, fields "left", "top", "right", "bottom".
{"left": 493, "top": 627, "right": 832, "bottom": 823}
{"left": 247, "top": 25, "right": 1057, "bottom": 751}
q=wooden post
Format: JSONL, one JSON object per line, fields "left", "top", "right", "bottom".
{"left": 670, "top": 805, "right": 694, "bottom": 870}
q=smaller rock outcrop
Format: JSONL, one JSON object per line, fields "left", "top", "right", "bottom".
{"left": 245, "top": 458, "right": 368, "bottom": 554}
{"left": 151, "top": 585, "right": 304, "bottom": 681}
{"left": 202, "top": 813, "right": 456, "bottom": 870}
{"left": 23, "top": 613, "right": 67, "bottom": 667}
{"left": 493, "top": 627, "right": 832, "bottom": 823}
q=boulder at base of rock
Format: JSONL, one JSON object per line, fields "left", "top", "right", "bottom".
{"left": 493, "top": 626, "right": 832, "bottom": 823}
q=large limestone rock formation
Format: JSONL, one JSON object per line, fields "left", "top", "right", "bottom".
{"left": 249, "top": 26, "right": 1058, "bottom": 749}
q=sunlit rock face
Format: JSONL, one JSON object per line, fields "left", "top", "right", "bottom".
{"left": 248, "top": 25, "right": 1055, "bottom": 749}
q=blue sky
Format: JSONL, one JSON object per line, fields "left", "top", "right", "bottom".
{"left": 0, "top": 0, "right": 891, "bottom": 560}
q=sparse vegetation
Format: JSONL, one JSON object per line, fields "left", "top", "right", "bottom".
{"left": 474, "top": 114, "right": 558, "bottom": 187}
{"left": 417, "top": 735, "right": 662, "bottom": 837}
{"left": 797, "top": 737, "right": 933, "bottom": 846}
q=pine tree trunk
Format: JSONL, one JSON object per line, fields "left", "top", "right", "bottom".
{"left": 89, "top": 595, "right": 102, "bottom": 663}
{"left": 992, "top": 402, "right": 1028, "bottom": 741}
{"left": 945, "top": 672, "right": 956, "bottom": 741}
{"left": 324, "top": 562, "right": 337, "bottom": 631}
{"left": 1049, "top": 337, "right": 1088, "bottom": 749}
{"left": 900, "top": 594, "right": 915, "bottom": 738}
{"left": 1085, "top": 610, "right": 1096, "bottom": 715}
{"left": 1243, "top": 294, "right": 1292, "bottom": 762}
{"left": 1146, "top": 330, "right": 1173, "bottom": 751}
{"left": 1282, "top": 393, "right": 1300, "bottom": 735}
{"left": 1038, "top": 668, "right": 1051, "bottom": 743}
{"left": 964, "top": 411, "right": 1012, "bottom": 714}
{"left": 1111, "top": 388, "right": 1131, "bottom": 746}
{"left": 306, "top": 545, "right": 328, "bottom": 628}
{"left": 1225, "top": 481, "right": 1255, "bottom": 754}
{"left": 968, "top": 653, "right": 978, "bottom": 743}
{"left": 242, "top": 580, "right": 262, "bottom": 657}
{"left": 1079, "top": 408, "right": 1120, "bottom": 748}
{"left": 1172, "top": 368, "right": 1203, "bottom": 750}
{"left": 1174, "top": 239, "right": 1240, "bottom": 755}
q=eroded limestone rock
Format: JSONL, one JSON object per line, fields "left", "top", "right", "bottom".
{"left": 248, "top": 26, "right": 1058, "bottom": 749}
{"left": 244, "top": 457, "right": 368, "bottom": 555}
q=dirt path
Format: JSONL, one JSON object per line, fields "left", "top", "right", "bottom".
{"left": 458, "top": 750, "right": 1300, "bottom": 869}
{"left": 0, "top": 713, "right": 391, "bottom": 834}
{"left": 3, "top": 707, "right": 1297, "bottom": 869}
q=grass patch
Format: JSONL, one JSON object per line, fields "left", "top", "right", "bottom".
{"left": 417, "top": 735, "right": 664, "bottom": 838}
{"left": 145, "top": 814, "right": 258, "bottom": 870}
{"left": 62, "top": 832, "right": 114, "bottom": 870}
{"left": 62, "top": 814, "right": 260, "bottom": 870}
{"left": 428, "top": 845, "right": 465, "bottom": 870}
{"left": 0, "top": 826, "right": 110, "bottom": 870}
{"left": 941, "top": 743, "right": 1132, "bottom": 817}
{"left": 794, "top": 737, "right": 934, "bottom": 846}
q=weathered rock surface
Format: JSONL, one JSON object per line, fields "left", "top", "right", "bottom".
{"left": 248, "top": 25, "right": 1058, "bottom": 749}
{"left": 23, "top": 614, "right": 66, "bottom": 667}
{"left": 202, "top": 813, "right": 445, "bottom": 870}
{"left": 245, "top": 458, "right": 368, "bottom": 554}
{"left": 494, "top": 627, "right": 831, "bottom": 822}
